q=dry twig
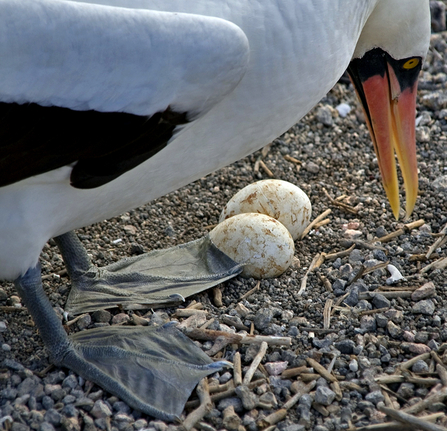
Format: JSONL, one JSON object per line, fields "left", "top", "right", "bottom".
{"left": 233, "top": 352, "right": 242, "bottom": 386}
{"left": 184, "top": 328, "right": 291, "bottom": 346}
{"left": 297, "top": 253, "right": 321, "bottom": 296}
{"left": 240, "top": 281, "right": 260, "bottom": 300}
{"left": 243, "top": 341, "right": 268, "bottom": 385}
{"left": 300, "top": 209, "right": 332, "bottom": 239}
{"left": 323, "top": 299, "right": 332, "bottom": 329}
{"left": 354, "top": 413, "right": 446, "bottom": 431}
{"left": 426, "top": 222, "right": 447, "bottom": 259}
{"left": 323, "top": 188, "right": 358, "bottom": 214}
{"left": 375, "top": 219, "right": 425, "bottom": 243}
{"left": 259, "top": 159, "right": 274, "bottom": 177}
{"left": 182, "top": 378, "right": 212, "bottom": 431}
{"left": 379, "top": 405, "right": 447, "bottom": 431}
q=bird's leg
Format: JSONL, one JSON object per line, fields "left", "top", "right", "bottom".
{"left": 53, "top": 231, "right": 94, "bottom": 279}
{"left": 14, "top": 264, "right": 71, "bottom": 365}
{"left": 14, "top": 263, "right": 228, "bottom": 421}
{"left": 53, "top": 231, "right": 242, "bottom": 315}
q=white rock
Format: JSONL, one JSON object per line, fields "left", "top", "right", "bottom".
{"left": 210, "top": 213, "right": 294, "bottom": 279}
{"left": 386, "top": 264, "right": 405, "bottom": 285}
{"left": 336, "top": 103, "right": 351, "bottom": 117}
{"left": 220, "top": 180, "right": 311, "bottom": 240}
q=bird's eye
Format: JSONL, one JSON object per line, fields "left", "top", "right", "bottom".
{"left": 402, "top": 58, "right": 420, "bottom": 69}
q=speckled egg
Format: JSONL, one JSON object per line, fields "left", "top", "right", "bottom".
{"left": 210, "top": 213, "right": 294, "bottom": 279}
{"left": 220, "top": 180, "right": 311, "bottom": 240}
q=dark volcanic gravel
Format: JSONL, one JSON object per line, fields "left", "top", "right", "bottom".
{"left": 2, "top": 11, "right": 447, "bottom": 431}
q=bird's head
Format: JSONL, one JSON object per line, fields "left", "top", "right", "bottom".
{"left": 347, "top": 0, "right": 430, "bottom": 219}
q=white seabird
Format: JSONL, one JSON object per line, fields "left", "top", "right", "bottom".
{"left": 0, "top": 0, "right": 430, "bottom": 420}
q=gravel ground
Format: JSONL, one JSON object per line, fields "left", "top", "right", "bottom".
{"left": 2, "top": 12, "right": 447, "bottom": 431}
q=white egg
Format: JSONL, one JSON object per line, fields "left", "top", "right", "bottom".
{"left": 210, "top": 213, "right": 294, "bottom": 279}
{"left": 220, "top": 180, "right": 311, "bottom": 240}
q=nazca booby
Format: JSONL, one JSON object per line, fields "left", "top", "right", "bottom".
{"left": 0, "top": 0, "right": 430, "bottom": 421}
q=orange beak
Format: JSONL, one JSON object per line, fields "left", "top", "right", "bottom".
{"left": 348, "top": 49, "right": 422, "bottom": 219}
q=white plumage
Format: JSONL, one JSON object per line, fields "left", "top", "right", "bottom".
{"left": 0, "top": 0, "right": 429, "bottom": 280}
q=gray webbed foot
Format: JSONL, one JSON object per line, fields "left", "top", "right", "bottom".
{"left": 54, "top": 231, "right": 242, "bottom": 314}
{"left": 14, "top": 264, "right": 230, "bottom": 421}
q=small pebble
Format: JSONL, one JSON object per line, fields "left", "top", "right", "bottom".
{"left": 315, "top": 386, "right": 336, "bottom": 406}
{"left": 412, "top": 299, "right": 435, "bottom": 315}
{"left": 411, "top": 282, "right": 436, "bottom": 301}
{"left": 412, "top": 360, "right": 429, "bottom": 373}
{"left": 264, "top": 361, "right": 288, "bottom": 376}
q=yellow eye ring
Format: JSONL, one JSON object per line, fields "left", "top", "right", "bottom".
{"left": 403, "top": 58, "right": 419, "bottom": 69}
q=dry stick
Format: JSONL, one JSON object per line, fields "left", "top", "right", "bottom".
{"left": 299, "top": 327, "right": 338, "bottom": 333}
{"left": 436, "top": 363, "right": 447, "bottom": 387}
{"left": 283, "top": 380, "right": 316, "bottom": 409}
{"left": 378, "top": 285, "right": 419, "bottom": 291}
{"left": 333, "top": 292, "right": 349, "bottom": 309}
{"left": 355, "top": 413, "right": 446, "bottom": 431}
{"left": 323, "top": 244, "right": 355, "bottom": 261}
{"left": 421, "top": 256, "right": 447, "bottom": 274}
{"left": 258, "top": 159, "right": 274, "bottom": 177}
{"left": 375, "top": 219, "right": 425, "bottom": 243}
{"left": 240, "top": 281, "right": 260, "bottom": 301}
{"left": 342, "top": 238, "right": 388, "bottom": 251}
{"left": 177, "top": 313, "right": 208, "bottom": 330}
{"left": 363, "top": 261, "right": 389, "bottom": 275}
{"left": 257, "top": 410, "right": 288, "bottom": 429}
{"left": 205, "top": 336, "right": 231, "bottom": 356}
{"left": 400, "top": 352, "right": 432, "bottom": 370}
{"left": 358, "top": 307, "right": 390, "bottom": 317}
{"left": 257, "top": 381, "right": 316, "bottom": 429}
{"left": 379, "top": 384, "right": 409, "bottom": 404}
{"left": 209, "top": 380, "right": 233, "bottom": 394}
{"left": 176, "top": 309, "right": 208, "bottom": 318}
{"left": 306, "top": 358, "right": 337, "bottom": 383}
{"left": 221, "top": 316, "right": 249, "bottom": 331}
{"left": 299, "top": 373, "right": 320, "bottom": 382}
{"left": 233, "top": 352, "right": 242, "bottom": 387}
{"left": 323, "top": 188, "right": 358, "bottom": 214}
{"left": 347, "top": 265, "right": 366, "bottom": 286}
{"left": 314, "top": 218, "right": 331, "bottom": 229}
{"left": 375, "top": 374, "right": 440, "bottom": 386}
{"left": 359, "top": 291, "right": 413, "bottom": 300}
{"left": 281, "top": 366, "right": 313, "bottom": 379}
{"left": 182, "top": 378, "right": 212, "bottom": 431}
{"left": 199, "top": 318, "right": 216, "bottom": 330}
{"left": 323, "top": 299, "right": 332, "bottom": 329}
{"left": 297, "top": 253, "right": 321, "bottom": 296}
{"left": 381, "top": 388, "right": 394, "bottom": 407}
{"left": 261, "top": 142, "right": 272, "bottom": 158}
{"left": 243, "top": 341, "right": 268, "bottom": 385}
{"left": 185, "top": 379, "right": 266, "bottom": 410}
{"left": 426, "top": 235, "right": 447, "bottom": 260}
{"left": 379, "top": 405, "right": 447, "bottom": 431}
{"left": 426, "top": 222, "right": 447, "bottom": 259}
{"left": 431, "top": 351, "right": 446, "bottom": 368}
{"left": 402, "top": 385, "right": 447, "bottom": 415}
{"left": 65, "top": 313, "right": 90, "bottom": 327}
{"left": 283, "top": 154, "right": 302, "bottom": 165}
{"left": 300, "top": 208, "right": 332, "bottom": 240}
{"left": 185, "top": 328, "right": 291, "bottom": 346}
{"left": 212, "top": 287, "right": 223, "bottom": 307}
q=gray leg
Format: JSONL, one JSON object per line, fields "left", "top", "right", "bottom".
{"left": 15, "top": 264, "right": 228, "bottom": 421}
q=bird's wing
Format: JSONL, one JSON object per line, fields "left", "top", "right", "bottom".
{"left": 0, "top": 0, "right": 249, "bottom": 188}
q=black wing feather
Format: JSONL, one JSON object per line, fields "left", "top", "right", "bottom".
{"left": 0, "top": 102, "right": 188, "bottom": 188}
